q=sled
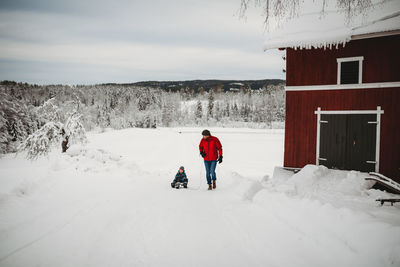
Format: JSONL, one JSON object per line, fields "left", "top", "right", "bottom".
{"left": 365, "top": 172, "right": 400, "bottom": 195}
{"left": 282, "top": 167, "right": 301, "bottom": 173}
{"left": 375, "top": 198, "right": 400, "bottom": 206}
{"left": 171, "top": 182, "right": 188, "bottom": 189}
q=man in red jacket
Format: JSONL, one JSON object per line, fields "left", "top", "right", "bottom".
{"left": 199, "top": 129, "right": 223, "bottom": 190}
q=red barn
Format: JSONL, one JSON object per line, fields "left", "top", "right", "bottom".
{"left": 265, "top": 3, "right": 400, "bottom": 182}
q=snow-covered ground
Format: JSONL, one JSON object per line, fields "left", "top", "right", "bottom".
{"left": 0, "top": 128, "right": 399, "bottom": 267}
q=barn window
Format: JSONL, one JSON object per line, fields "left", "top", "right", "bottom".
{"left": 337, "top": 56, "right": 363, "bottom": 84}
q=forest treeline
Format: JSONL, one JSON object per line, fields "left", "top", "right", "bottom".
{"left": 0, "top": 81, "right": 285, "bottom": 153}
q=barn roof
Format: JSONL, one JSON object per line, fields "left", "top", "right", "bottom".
{"left": 264, "top": 0, "right": 400, "bottom": 50}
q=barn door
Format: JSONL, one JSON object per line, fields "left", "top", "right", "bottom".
{"left": 319, "top": 114, "right": 377, "bottom": 172}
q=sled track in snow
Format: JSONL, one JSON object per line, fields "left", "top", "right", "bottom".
{"left": 0, "top": 201, "right": 102, "bottom": 263}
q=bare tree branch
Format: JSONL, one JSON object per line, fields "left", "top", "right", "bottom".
{"left": 240, "top": 0, "right": 376, "bottom": 28}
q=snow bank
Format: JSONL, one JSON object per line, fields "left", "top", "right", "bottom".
{"left": 239, "top": 165, "right": 400, "bottom": 267}
{"left": 242, "top": 164, "right": 400, "bottom": 213}
{"left": 0, "top": 145, "right": 134, "bottom": 207}
{"left": 259, "top": 164, "right": 399, "bottom": 211}
{"left": 52, "top": 145, "right": 124, "bottom": 173}
{"left": 276, "top": 165, "right": 375, "bottom": 197}
{"left": 242, "top": 175, "right": 269, "bottom": 201}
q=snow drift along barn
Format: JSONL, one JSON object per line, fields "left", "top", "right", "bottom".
{"left": 265, "top": 2, "right": 400, "bottom": 182}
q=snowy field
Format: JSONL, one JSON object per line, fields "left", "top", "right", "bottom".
{"left": 0, "top": 127, "right": 399, "bottom": 267}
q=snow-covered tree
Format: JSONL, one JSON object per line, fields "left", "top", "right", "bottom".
{"left": 224, "top": 103, "right": 230, "bottom": 117}
{"left": 36, "top": 98, "right": 62, "bottom": 126}
{"left": 19, "top": 113, "right": 87, "bottom": 159}
{"left": 207, "top": 90, "right": 214, "bottom": 118}
{"left": 18, "top": 98, "right": 87, "bottom": 159}
{"left": 0, "top": 110, "right": 8, "bottom": 153}
{"left": 161, "top": 92, "right": 181, "bottom": 127}
{"left": 0, "top": 90, "right": 37, "bottom": 153}
{"left": 195, "top": 100, "right": 203, "bottom": 121}
{"left": 232, "top": 102, "right": 239, "bottom": 119}
{"left": 18, "top": 122, "right": 63, "bottom": 159}
{"left": 62, "top": 114, "right": 87, "bottom": 151}
{"left": 214, "top": 102, "right": 221, "bottom": 121}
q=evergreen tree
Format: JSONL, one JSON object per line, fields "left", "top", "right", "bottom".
{"left": 0, "top": 91, "right": 36, "bottom": 153}
{"left": 232, "top": 102, "right": 239, "bottom": 119}
{"left": 224, "top": 103, "right": 230, "bottom": 117}
{"left": 195, "top": 100, "right": 203, "bottom": 121}
{"left": 207, "top": 90, "right": 214, "bottom": 118}
{"left": 214, "top": 102, "right": 221, "bottom": 121}
{"left": 0, "top": 110, "right": 8, "bottom": 153}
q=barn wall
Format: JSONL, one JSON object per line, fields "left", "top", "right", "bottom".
{"left": 284, "top": 87, "right": 400, "bottom": 182}
{"left": 286, "top": 35, "right": 400, "bottom": 86}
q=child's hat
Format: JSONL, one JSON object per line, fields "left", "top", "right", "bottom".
{"left": 179, "top": 166, "right": 185, "bottom": 170}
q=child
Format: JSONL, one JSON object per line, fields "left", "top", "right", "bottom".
{"left": 171, "top": 166, "right": 188, "bottom": 189}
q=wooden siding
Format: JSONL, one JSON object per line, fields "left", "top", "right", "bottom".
{"left": 284, "top": 87, "right": 400, "bottom": 182}
{"left": 286, "top": 35, "right": 400, "bottom": 86}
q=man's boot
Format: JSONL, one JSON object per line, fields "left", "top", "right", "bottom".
{"left": 213, "top": 180, "right": 216, "bottom": 189}
{"left": 208, "top": 184, "right": 212, "bottom": 190}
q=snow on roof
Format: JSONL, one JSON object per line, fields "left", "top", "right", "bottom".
{"left": 264, "top": 0, "right": 400, "bottom": 50}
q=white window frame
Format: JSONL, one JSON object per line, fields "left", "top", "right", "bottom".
{"left": 285, "top": 81, "right": 400, "bottom": 91}
{"left": 314, "top": 106, "right": 383, "bottom": 172}
{"left": 337, "top": 56, "right": 364, "bottom": 85}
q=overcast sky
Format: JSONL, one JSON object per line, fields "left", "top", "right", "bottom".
{"left": 0, "top": 0, "right": 285, "bottom": 84}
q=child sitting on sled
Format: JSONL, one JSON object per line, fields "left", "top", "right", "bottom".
{"left": 171, "top": 166, "right": 188, "bottom": 189}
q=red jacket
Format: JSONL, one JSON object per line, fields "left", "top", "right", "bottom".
{"left": 199, "top": 136, "right": 222, "bottom": 161}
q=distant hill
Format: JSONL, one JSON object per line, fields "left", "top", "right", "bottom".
{"left": 103, "top": 79, "right": 285, "bottom": 93}
{"left": 1, "top": 79, "right": 286, "bottom": 93}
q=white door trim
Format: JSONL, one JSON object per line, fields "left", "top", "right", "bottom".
{"left": 314, "top": 106, "right": 384, "bottom": 172}
{"left": 314, "top": 109, "right": 385, "bottom": 115}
